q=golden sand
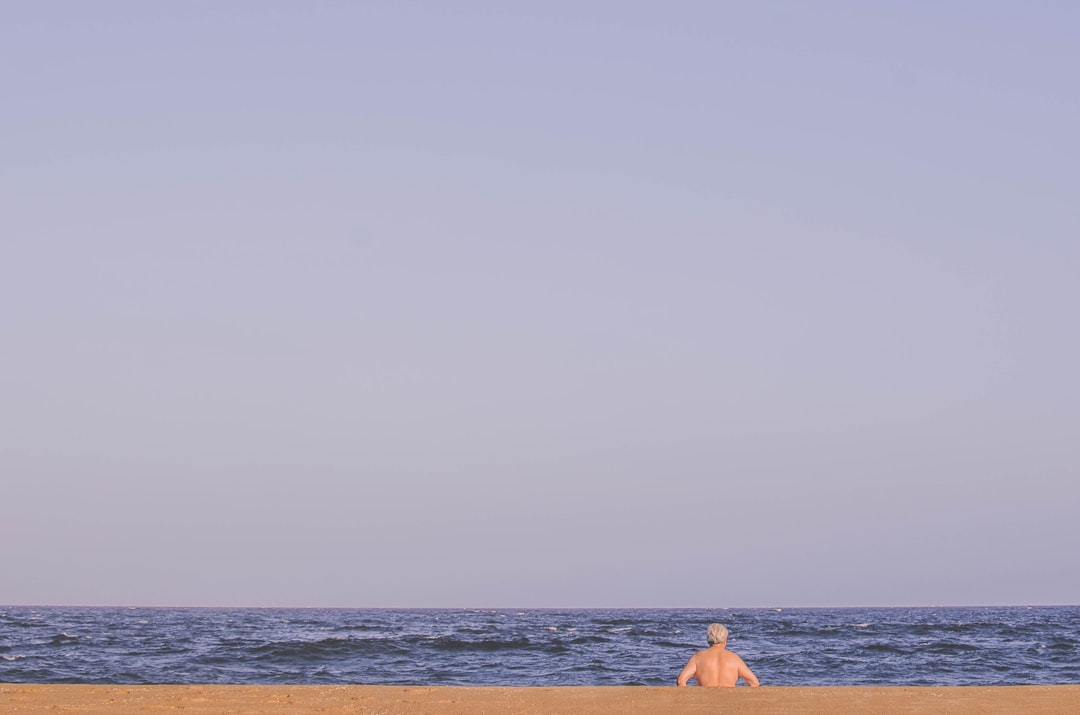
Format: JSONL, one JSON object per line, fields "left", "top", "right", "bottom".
{"left": 3, "top": 684, "right": 1080, "bottom": 714}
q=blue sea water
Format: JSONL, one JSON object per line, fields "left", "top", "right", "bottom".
{"left": 2, "top": 606, "right": 1078, "bottom": 686}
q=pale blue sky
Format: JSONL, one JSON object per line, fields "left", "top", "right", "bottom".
{"left": 2, "top": 1, "right": 1077, "bottom": 607}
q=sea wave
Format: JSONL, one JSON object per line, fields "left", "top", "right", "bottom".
{"left": 1, "top": 606, "right": 1078, "bottom": 686}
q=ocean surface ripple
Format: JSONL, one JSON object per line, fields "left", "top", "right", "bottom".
{"left": 2, "top": 606, "right": 1078, "bottom": 686}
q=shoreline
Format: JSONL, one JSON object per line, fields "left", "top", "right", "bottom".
{"left": 5, "top": 684, "right": 1080, "bottom": 714}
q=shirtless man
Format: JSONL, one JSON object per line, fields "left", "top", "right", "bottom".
{"left": 676, "top": 623, "right": 760, "bottom": 687}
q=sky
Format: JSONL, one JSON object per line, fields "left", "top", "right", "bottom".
{"left": 2, "top": 1, "right": 1077, "bottom": 608}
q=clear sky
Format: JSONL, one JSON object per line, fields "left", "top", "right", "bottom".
{"left": 2, "top": 2, "right": 1077, "bottom": 608}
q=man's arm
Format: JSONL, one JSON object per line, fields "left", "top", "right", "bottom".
{"left": 676, "top": 655, "right": 697, "bottom": 686}
{"left": 737, "top": 656, "right": 760, "bottom": 687}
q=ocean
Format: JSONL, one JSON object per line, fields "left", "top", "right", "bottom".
{"left": 2, "top": 606, "right": 1078, "bottom": 686}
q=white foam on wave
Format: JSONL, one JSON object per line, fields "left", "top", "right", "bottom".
{"left": 2, "top": 654, "right": 25, "bottom": 661}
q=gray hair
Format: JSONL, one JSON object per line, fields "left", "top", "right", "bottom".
{"left": 706, "top": 623, "right": 729, "bottom": 645}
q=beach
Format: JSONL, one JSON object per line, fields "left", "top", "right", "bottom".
{"left": 4, "top": 684, "right": 1080, "bottom": 714}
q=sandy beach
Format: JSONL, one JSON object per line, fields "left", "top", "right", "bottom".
{"left": 3, "top": 684, "right": 1079, "bottom": 714}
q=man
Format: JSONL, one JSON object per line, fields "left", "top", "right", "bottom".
{"left": 676, "top": 623, "right": 760, "bottom": 687}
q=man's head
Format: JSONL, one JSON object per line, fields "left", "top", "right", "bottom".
{"left": 706, "top": 623, "right": 729, "bottom": 646}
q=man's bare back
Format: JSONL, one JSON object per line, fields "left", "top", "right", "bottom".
{"left": 677, "top": 624, "right": 759, "bottom": 687}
